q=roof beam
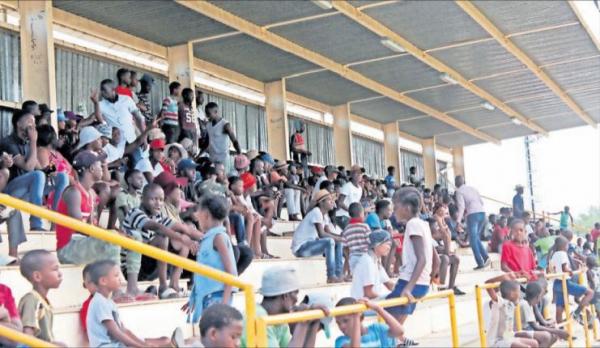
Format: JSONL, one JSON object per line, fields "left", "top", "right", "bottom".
{"left": 332, "top": 1, "right": 548, "bottom": 135}
{"left": 568, "top": 1, "right": 600, "bottom": 52}
{"left": 456, "top": 1, "right": 597, "bottom": 128}
{"left": 176, "top": 0, "right": 499, "bottom": 144}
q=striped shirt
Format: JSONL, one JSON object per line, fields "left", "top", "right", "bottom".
{"left": 122, "top": 207, "right": 175, "bottom": 242}
{"left": 342, "top": 222, "right": 371, "bottom": 255}
{"left": 161, "top": 96, "right": 179, "bottom": 125}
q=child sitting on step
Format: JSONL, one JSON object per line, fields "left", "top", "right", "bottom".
{"left": 334, "top": 297, "right": 404, "bottom": 348}
{"left": 85, "top": 259, "right": 182, "bottom": 348}
{"left": 485, "top": 273, "right": 552, "bottom": 348}
{"left": 520, "top": 281, "right": 569, "bottom": 345}
{"left": 182, "top": 304, "right": 244, "bottom": 348}
{"left": 18, "top": 249, "right": 63, "bottom": 344}
{"left": 501, "top": 219, "right": 537, "bottom": 280}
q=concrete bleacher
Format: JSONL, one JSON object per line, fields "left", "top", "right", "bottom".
{"left": 0, "top": 220, "right": 591, "bottom": 347}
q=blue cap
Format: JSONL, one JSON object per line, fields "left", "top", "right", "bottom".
{"left": 260, "top": 153, "right": 275, "bottom": 165}
{"left": 177, "top": 158, "right": 198, "bottom": 173}
{"left": 57, "top": 108, "right": 66, "bottom": 122}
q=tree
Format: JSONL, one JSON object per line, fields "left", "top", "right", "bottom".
{"left": 575, "top": 205, "right": 600, "bottom": 234}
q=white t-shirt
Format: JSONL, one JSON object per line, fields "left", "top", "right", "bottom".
{"left": 486, "top": 297, "right": 515, "bottom": 347}
{"left": 550, "top": 250, "right": 569, "bottom": 273}
{"left": 399, "top": 217, "right": 434, "bottom": 285}
{"left": 525, "top": 224, "right": 534, "bottom": 236}
{"left": 336, "top": 182, "right": 363, "bottom": 217}
{"left": 100, "top": 95, "right": 139, "bottom": 145}
{"left": 519, "top": 299, "right": 535, "bottom": 328}
{"left": 103, "top": 142, "right": 125, "bottom": 163}
{"left": 292, "top": 207, "right": 324, "bottom": 253}
{"left": 351, "top": 252, "right": 391, "bottom": 299}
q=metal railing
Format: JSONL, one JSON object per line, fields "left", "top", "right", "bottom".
{"left": 0, "top": 194, "right": 258, "bottom": 347}
{"left": 0, "top": 325, "right": 57, "bottom": 348}
{"left": 474, "top": 270, "right": 592, "bottom": 348}
{"left": 255, "top": 289, "right": 459, "bottom": 348}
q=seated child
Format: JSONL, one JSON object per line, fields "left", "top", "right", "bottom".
{"left": 18, "top": 250, "right": 63, "bottom": 343}
{"left": 122, "top": 183, "right": 199, "bottom": 299}
{"left": 520, "top": 281, "right": 568, "bottom": 344}
{"left": 485, "top": 273, "right": 551, "bottom": 348}
{"left": 350, "top": 230, "right": 395, "bottom": 299}
{"left": 80, "top": 263, "right": 96, "bottom": 341}
{"left": 585, "top": 256, "right": 600, "bottom": 324}
{"left": 85, "top": 260, "right": 181, "bottom": 347}
{"left": 342, "top": 203, "right": 371, "bottom": 272}
{"left": 188, "top": 195, "right": 238, "bottom": 323}
{"left": 549, "top": 236, "right": 593, "bottom": 325}
{"left": 334, "top": 297, "right": 404, "bottom": 348}
{"left": 501, "top": 219, "right": 537, "bottom": 280}
{"left": 490, "top": 216, "right": 509, "bottom": 253}
{"left": 533, "top": 228, "right": 555, "bottom": 270}
{"left": 429, "top": 218, "right": 465, "bottom": 296}
{"left": 183, "top": 304, "right": 244, "bottom": 348}
{"left": 0, "top": 271, "right": 22, "bottom": 347}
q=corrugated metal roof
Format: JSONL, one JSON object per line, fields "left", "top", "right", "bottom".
{"left": 435, "top": 131, "right": 483, "bottom": 148}
{"left": 398, "top": 117, "right": 458, "bottom": 138}
{"left": 568, "top": 88, "right": 600, "bottom": 113}
{"left": 352, "top": 55, "right": 447, "bottom": 93}
{"left": 543, "top": 57, "right": 600, "bottom": 93}
{"left": 54, "top": 0, "right": 232, "bottom": 46}
{"left": 363, "top": 1, "right": 490, "bottom": 50}
{"left": 406, "top": 85, "right": 483, "bottom": 112}
{"left": 271, "top": 14, "right": 393, "bottom": 65}
{"left": 471, "top": 1, "right": 578, "bottom": 35}
{"left": 508, "top": 93, "right": 574, "bottom": 119}
{"left": 448, "top": 107, "right": 510, "bottom": 129}
{"left": 351, "top": 97, "right": 426, "bottom": 123}
{"left": 209, "top": 0, "right": 334, "bottom": 26}
{"left": 286, "top": 70, "right": 378, "bottom": 105}
{"left": 193, "top": 35, "right": 318, "bottom": 82}
{"left": 586, "top": 107, "right": 600, "bottom": 123}
{"left": 533, "top": 114, "right": 586, "bottom": 132}
{"left": 480, "top": 123, "right": 534, "bottom": 139}
{"left": 511, "top": 24, "right": 599, "bottom": 66}
{"left": 474, "top": 70, "right": 553, "bottom": 103}
{"left": 430, "top": 40, "right": 525, "bottom": 80}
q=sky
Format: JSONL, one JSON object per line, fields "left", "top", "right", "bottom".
{"left": 463, "top": 125, "right": 600, "bottom": 219}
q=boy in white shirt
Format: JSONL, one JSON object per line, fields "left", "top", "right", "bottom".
{"left": 549, "top": 236, "right": 593, "bottom": 325}
{"left": 351, "top": 230, "right": 395, "bottom": 299}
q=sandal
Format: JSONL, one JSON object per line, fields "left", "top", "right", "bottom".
{"left": 160, "top": 287, "right": 179, "bottom": 299}
{"left": 398, "top": 337, "right": 419, "bottom": 347}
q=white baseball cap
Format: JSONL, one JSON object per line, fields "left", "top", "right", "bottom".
{"left": 258, "top": 266, "right": 300, "bottom": 297}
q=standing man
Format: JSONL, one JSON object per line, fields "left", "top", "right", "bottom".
{"left": 178, "top": 88, "right": 199, "bottom": 154}
{"left": 137, "top": 74, "right": 155, "bottom": 125}
{"left": 408, "top": 166, "right": 422, "bottom": 186}
{"left": 195, "top": 89, "right": 208, "bottom": 153}
{"left": 513, "top": 185, "right": 525, "bottom": 219}
{"left": 0, "top": 110, "right": 47, "bottom": 257}
{"left": 385, "top": 166, "right": 399, "bottom": 198}
{"left": 115, "top": 68, "right": 133, "bottom": 98}
{"left": 455, "top": 175, "right": 490, "bottom": 270}
{"left": 161, "top": 82, "right": 182, "bottom": 144}
{"left": 336, "top": 165, "right": 364, "bottom": 229}
{"left": 289, "top": 121, "right": 311, "bottom": 179}
{"left": 203, "top": 102, "right": 241, "bottom": 171}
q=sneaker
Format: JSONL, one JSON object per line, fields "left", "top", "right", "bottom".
{"left": 572, "top": 311, "right": 584, "bottom": 326}
{"left": 483, "top": 257, "right": 492, "bottom": 268}
{"left": 399, "top": 337, "right": 419, "bottom": 347}
{"left": 453, "top": 287, "right": 466, "bottom": 296}
{"left": 0, "top": 205, "right": 15, "bottom": 221}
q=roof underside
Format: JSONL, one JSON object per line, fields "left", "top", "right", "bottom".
{"left": 53, "top": 0, "right": 600, "bottom": 147}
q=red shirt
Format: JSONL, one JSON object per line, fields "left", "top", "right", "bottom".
{"left": 501, "top": 240, "right": 537, "bottom": 278}
{"left": 0, "top": 284, "right": 19, "bottom": 320}
{"left": 490, "top": 225, "right": 509, "bottom": 253}
{"left": 592, "top": 228, "right": 600, "bottom": 242}
{"left": 56, "top": 182, "right": 94, "bottom": 250}
{"left": 80, "top": 294, "right": 93, "bottom": 336}
{"left": 115, "top": 85, "right": 133, "bottom": 98}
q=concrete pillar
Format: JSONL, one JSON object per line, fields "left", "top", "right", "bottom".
{"left": 383, "top": 122, "right": 400, "bottom": 182}
{"left": 452, "top": 146, "right": 465, "bottom": 180}
{"left": 265, "top": 80, "right": 288, "bottom": 161}
{"left": 19, "top": 0, "right": 56, "bottom": 124}
{"left": 167, "top": 43, "right": 195, "bottom": 89}
{"left": 422, "top": 137, "right": 437, "bottom": 188}
{"left": 331, "top": 104, "right": 352, "bottom": 168}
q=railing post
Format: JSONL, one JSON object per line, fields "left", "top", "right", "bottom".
{"left": 475, "top": 286, "right": 487, "bottom": 348}
{"left": 448, "top": 293, "right": 460, "bottom": 348}
{"left": 578, "top": 271, "right": 592, "bottom": 348}
{"left": 591, "top": 306, "right": 599, "bottom": 340}
{"left": 255, "top": 317, "right": 268, "bottom": 348}
{"left": 244, "top": 286, "right": 257, "bottom": 348}
{"left": 514, "top": 302, "right": 522, "bottom": 331}
{"left": 562, "top": 274, "right": 574, "bottom": 348}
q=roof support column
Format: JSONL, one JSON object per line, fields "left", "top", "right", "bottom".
{"left": 265, "top": 79, "right": 289, "bottom": 161}
{"left": 422, "top": 138, "right": 437, "bottom": 189}
{"left": 452, "top": 146, "right": 465, "bottom": 182}
{"left": 331, "top": 104, "right": 353, "bottom": 168}
{"left": 384, "top": 122, "right": 401, "bottom": 182}
{"left": 167, "top": 42, "right": 195, "bottom": 89}
{"left": 19, "top": 0, "right": 56, "bottom": 126}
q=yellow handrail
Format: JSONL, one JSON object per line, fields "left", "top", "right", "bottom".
{"left": 0, "top": 325, "right": 57, "bottom": 348}
{"left": 256, "top": 289, "right": 459, "bottom": 347}
{"left": 0, "top": 194, "right": 258, "bottom": 347}
{"left": 474, "top": 271, "right": 590, "bottom": 348}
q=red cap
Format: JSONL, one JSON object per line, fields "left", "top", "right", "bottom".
{"left": 150, "top": 139, "right": 166, "bottom": 150}
{"left": 153, "top": 171, "right": 188, "bottom": 195}
{"left": 241, "top": 172, "right": 257, "bottom": 191}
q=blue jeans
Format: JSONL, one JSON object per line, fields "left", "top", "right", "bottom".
{"left": 467, "top": 212, "right": 488, "bottom": 267}
{"left": 3, "top": 171, "right": 46, "bottom": 248}
{"left": 294, "top": 238, "right": 343, "bottom": 278}
{"left": 229, "top": 212, "right": 246, "bottom": 243}
{"left": 48, "top": 172, "right": 69, "bottom": 210}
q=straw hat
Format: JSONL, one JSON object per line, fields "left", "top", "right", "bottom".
{"left": 312, "top": 189, "right": 332, "bottom": 205}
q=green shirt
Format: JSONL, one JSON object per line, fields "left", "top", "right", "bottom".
{"left": 534, "top": 236, "right": 556, "bottom": 255}
{"left": 241, "top": 304, "right": 291, "bottom": 348}
{"left": 18, "top": 291, "right": 54, "bottom": 342}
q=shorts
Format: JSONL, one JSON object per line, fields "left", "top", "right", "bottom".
{"left": 385, "top": 279, "right": 429, "bottom": 316}
{"left": 202, "top": 290, "right": 225, "bottom": 310}
{"left": 553, "top": 279, "right": 588, "bottom": 307}
{"left": 491, "top": 337, "right": 515, "bottom": 348}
